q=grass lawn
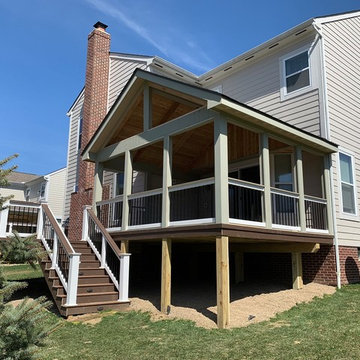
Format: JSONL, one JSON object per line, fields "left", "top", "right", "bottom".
{"left": 1, "top": 263, "right": 43, "bottom": 280}
{"left": 34, "top": 284, "right": 360, "bottom": 360}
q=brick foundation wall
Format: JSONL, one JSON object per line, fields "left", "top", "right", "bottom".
{"left": 68, "top": 23, "right": 110, "bottom": 242}
{"left": 339, "top": 246, "right": 360, "bottom": 284}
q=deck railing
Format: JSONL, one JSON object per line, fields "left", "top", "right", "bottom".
{"left": 38, "top": 203, "right": 80, "bottom": 306}
{"left": 305, "top": 195, "right": 328, "bottom": 231}
{"left": 83, "top": 206, "right": 130, "bottom": 301}
{"left": 228, "top": 178, "right": 264, "bottom": 225}
{"left": 271, "top": 188, "right": 300, "bottom": 229}
{"left": 97, "top": 196, "right": 123, "bottom": 230}
{"left": 0, "top": 200, "right": 40, "bottom": 237}
{"left": 128, "top": 189, "right": 162, "bottom": 227}
{"left": 169, "top": 178, "right": 215, "bottom": 224}
{"left": 95, "top": 178, "right": 329, "bottom": 233}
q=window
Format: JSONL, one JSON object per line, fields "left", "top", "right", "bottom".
{"left": 115, "top": 172, "right": 124, "bottom": 196}
{"left": 25, "top": 188, "right": 30, "bottom": 201}
{"left": 39, "top": 182, "right": 46, "bottom": 199}
{"left": 339, "top": 152, "right": 356, "bottom": 215}
{"left": 281, "top": 49, "right": 311, "bottom": 99}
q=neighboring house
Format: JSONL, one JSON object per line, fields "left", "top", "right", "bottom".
{"left": 32, "top": 11, "right": 360, "bottom": 326}
{"left": 0, "top": 168, "right": 67, "bottom": 237}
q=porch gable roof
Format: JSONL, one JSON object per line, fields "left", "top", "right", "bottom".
{"left": 82, "top": 69, "right": 337, "bottom": 161}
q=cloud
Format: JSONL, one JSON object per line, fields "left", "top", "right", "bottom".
{"left": 83, "top": 0, "right": 214, "bottom": 73}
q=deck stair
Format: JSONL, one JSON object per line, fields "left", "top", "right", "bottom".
{"left": 37, "top": 203, "right": 130, "bottom": 317}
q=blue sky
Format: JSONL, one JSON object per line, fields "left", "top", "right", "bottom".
{"left": 0, "top": 0, "right": 359, "bottom": 175}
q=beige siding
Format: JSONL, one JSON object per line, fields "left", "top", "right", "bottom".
{"left": 63, "top": 93, "right": 84, "bottom": 222}
{"left": 47, "top": 168, "right": 66, "bottom": 220}
{"left": 323, "top": 16, "right": 360, "bottom": 246}
{"left": 1, "top": 187, "right": 25, "bottom": 201}
{"left": 108, "top": 57, "right": 148, "bottom": 110}
{"left": 207, "top": 34, "right": 322, "bottom": 135}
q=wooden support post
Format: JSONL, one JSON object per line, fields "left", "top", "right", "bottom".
{"left": 162, "top": 136, "right": 172, "bottom": 227}
{"left": 296, "top": 146, "right": 306, "bottom": 232}
{"left": 234, "top": 252, "right": 244, "bottom": 284}
{"left": 260, "top": 133, "right": 272, "bottom": 228}
{"left": 93, "top": 161, "right": 104, "bottom": 214}
{"left": 120, "top": 240, "right": 129, "bottom": 253}
{"left": 122, "top": 150, "right": 133, "bottom": 231}
{"left": 324, "top": 154, "right": 334, "bottom": 235}
{"left": 143, "top": 83, "right": 152, "bottom": 131}
{"left": 161, "top": 238, "right": 172, "bottom": 314}
{"left": 216, "top": 236, "right": 230, "bottom": 329}
{"left": 291, "top": 252, "right": 303, "bottom": 290}
{"left": 214, "top": 115, "right": 229, "bottom": 224}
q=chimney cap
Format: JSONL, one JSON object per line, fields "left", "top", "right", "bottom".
{"left": 93, "top": 21, "right": 108, "bottom": 30}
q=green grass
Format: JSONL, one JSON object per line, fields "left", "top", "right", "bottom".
{"left": 36, "top": 284, "right": 360, "bottom": 360}
{"left": 1, "top": 264, "right": 43, "bottom": 280}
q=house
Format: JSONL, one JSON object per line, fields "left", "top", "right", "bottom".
{"left": 5, "top": 10, "right": 358, "bottom": 328}
{"left": 0, "top": 168, "right": 66, "bottom": 237}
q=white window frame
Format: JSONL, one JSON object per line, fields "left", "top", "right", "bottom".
{"left": 280, "top": 46, "right": 313, "bottom": 101}
{"left": 337, "top": 149, "right": 358, "bottom": 219}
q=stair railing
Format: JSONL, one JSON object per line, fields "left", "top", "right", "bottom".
{"left": 37, "top": 202, "right": 80, "bottom": 306}
{"left": 82, "top": 205, "right": 130, "bottom": 302}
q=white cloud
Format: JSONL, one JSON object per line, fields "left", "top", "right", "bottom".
{"left": 83, "top": 0, "right": 214, "bottom": 73}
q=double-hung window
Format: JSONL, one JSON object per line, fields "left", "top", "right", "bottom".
{"left": 281, "top": 49, "right": 311, "bottom": 99}
{"left": 339, "top": 152, "right": 357, "bottom": 215}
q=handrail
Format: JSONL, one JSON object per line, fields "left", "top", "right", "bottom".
{"left": 169, "top": 177, "right": 215, "bottom": 192}
{"left": 38, "top": 203, "right": 80, "bottom": 306}
{"left": 270, "top": 187, "right": 300, "bottom": 198}
{"left": 83, "top": 206, "right": 130, "bottom": 301}
{"left": 87, "top": 208, "right": 122, "bottom": 258}
{"left": 128, "top": 188, "right": 162, "bottom": 200}
{"left": 304, "top": 195, "right": 327, "bottom": 204}
{"left": 9, "top": 200, "right": 41, "bottom": 208}
{"left": 96, "top": 195, "right": 123, "bottom": 207}
{"left": 228, "top": 178, "right": 265, "bottom": 191}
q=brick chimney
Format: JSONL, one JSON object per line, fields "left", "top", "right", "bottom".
{"left": 68, "top": 22, "right": 111, "bottom": 241}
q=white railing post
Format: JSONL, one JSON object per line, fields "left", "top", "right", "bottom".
{"left": 66, "top": 253, "right": 81, "bottom": 306}
{"left": 36, "top": 204, "right": 44, "bottom": 239}
{"left": 82, "top": 205, "right": 91, "bottom": 241}
{"left": 118, "top": 254, "right": 130, "bottom": 301}
{"left": 101, "top": 235, "right": 106, "bottom": 268}
{"left": 51, "top": 233, "right": 58, "bottom": 269}
{"left": 0, "top": 201, "right": 10, "bottom": 237}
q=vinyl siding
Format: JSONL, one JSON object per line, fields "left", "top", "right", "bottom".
{"left": 207, "top": 34, "right": 322, "bottom": 136}
{"left": 323, "top": 16, "right": 360, "bottom": 247}
{"left": 47, "top": 168, "right": 66, "bottom": 220}
{"left": 108, "top": 57, "right": 148, "bottom": 110}
{"left": 1, "top": 187, "right": 25, "bottom": 201}
{"left": 63, "top": 93, "right": 84, "bottom": 222}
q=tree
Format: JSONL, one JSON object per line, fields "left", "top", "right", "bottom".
{"left": 0, "top": 154, "right": 18, "bottom": 210}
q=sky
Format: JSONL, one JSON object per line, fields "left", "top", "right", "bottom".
{"left": 0, "top": 0, "right": 359, "bottom": 175}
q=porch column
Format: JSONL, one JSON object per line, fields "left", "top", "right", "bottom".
{"left": 122, "top": 150, "right": 133, "bottom": 231}
{"left": 0, "top": 202, "right": 9, "bottom": 238}
{"left": 234, "top": 252, "right": 244, "bottom": 284}
{"left": 161, "top": 238, "right": 172, "bottom": 313}
{"left": 295, "top": 146, "right": 306, "bottom": 231}
{"left": 93, "top": 161, "right": 104, "bottom": 214}
{"left": 291, "top": 252, "right": 303, "bottom": 289}
{"left": 260, "top": 133, "right": 272, "bottom": 228}
{"left": 214, "top": 114, "right": 229, "bottom": 224}
{"left": 162, "top": 136, "right": 172, "bottom": 227}
{"left": 143, "top": 83, "right": 152, "bottom": 131}
{"left": 323, "top": 154, "right": 334, "bottom": 235}
{"left": 216, "top": 236, "right": 230, "bottom": 328}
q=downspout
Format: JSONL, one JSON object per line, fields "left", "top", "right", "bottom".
{"left": 313, "top": 21, "right": 341, "bottom": 289}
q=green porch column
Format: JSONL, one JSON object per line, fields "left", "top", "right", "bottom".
{"left": 260, "top": 133, "right": 272, "bottom": 228}
{"left": 324, "top": 154, "right": 334, "bottom": 235}
{"left": 296, "top": 146, "right": 306, "bottom": 231}
{"left": 121, "top": 150, "right": 133, "bottom": 231}
{"left": 162, "top": 136, "right": 172, "bottom": 227}
{"left": 93, "top": 161, "right": 104, "bottom": 214}
{"left": 214, "top": 114, "right": 229, "bottom": 224}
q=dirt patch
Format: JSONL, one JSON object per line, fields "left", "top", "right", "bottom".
{"left": 67, "top": 311, "right": 117, "bottom": 325}
{"left": 129, "top": 282, "right": 335, "bottom": 329}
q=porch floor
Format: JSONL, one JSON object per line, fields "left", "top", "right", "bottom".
{"left": 128, "top": 281, "right": 335, "bottom": 329}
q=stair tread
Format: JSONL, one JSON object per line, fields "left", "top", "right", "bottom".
{"left": 78, "top": 283, "right": 115, "bottom": 287}
{"left": 78, "top": 275, "right": 109, "bottom": 278}
{"left": 62, "top": 300, "right": 130, "bottom": 308}
{"left": 57, "top": 291, "right": 118, "bottom": 299}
